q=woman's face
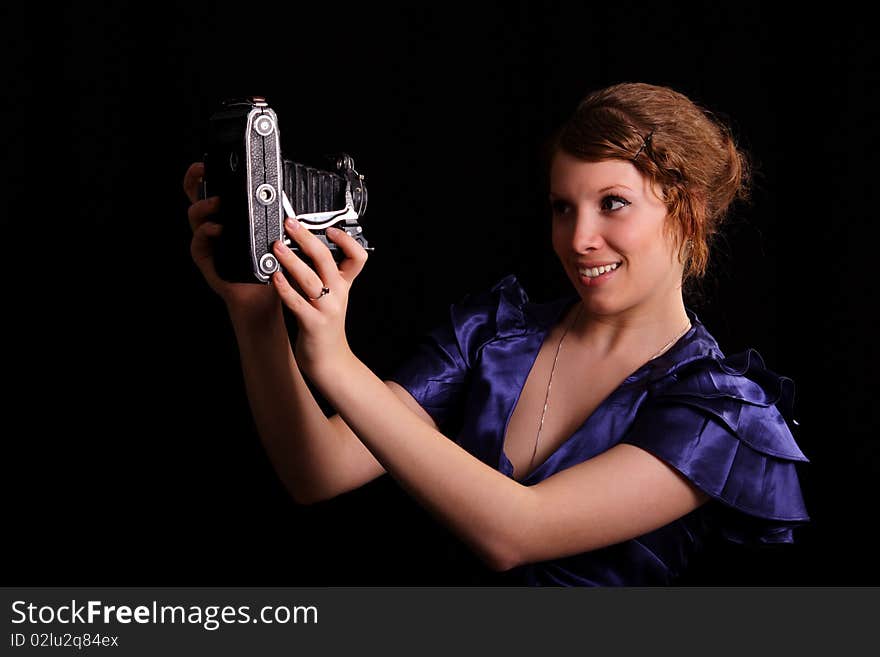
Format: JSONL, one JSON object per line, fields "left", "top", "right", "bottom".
{"left": 549, "top": 151, "right": 684, "bottom": 316}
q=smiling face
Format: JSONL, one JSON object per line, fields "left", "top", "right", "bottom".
{"left": 549, "top": 151, "right": 686, "bottom": 317}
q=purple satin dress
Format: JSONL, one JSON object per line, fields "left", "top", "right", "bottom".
{"left": 388, "top": 274, "right": 810, "bottom": 586}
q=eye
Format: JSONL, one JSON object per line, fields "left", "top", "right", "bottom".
{"left": 550, "top": 199, "right": 571, "bottom": 215}
{"left": 601, "top": 194, "right": 630, "bottom": 212}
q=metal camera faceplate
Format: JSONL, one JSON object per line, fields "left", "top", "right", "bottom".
{"left": 245, "top": 105, "right": 284, "bottom": 282}
{"left": 204, "top": 96, "right": 372, "bottom": 281}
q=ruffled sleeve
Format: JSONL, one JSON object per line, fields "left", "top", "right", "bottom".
{"left": 386, "top": 274, "right": 530, "bottom": 429}
{"left": 620, "top": 349, "right": 811, "bottom": 545}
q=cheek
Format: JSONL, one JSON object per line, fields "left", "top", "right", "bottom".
{"left": 615, "top": 220, "right": 665, "bottom": 255}
{"left": 550, "top": 221, "right": 568, "bottom": 252}
{"left": 604, "top": 224, "right": 643, "bottom": 256}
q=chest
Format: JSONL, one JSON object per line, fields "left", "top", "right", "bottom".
{"left": 502, "top": 340, "right": 637, "bottom": 483}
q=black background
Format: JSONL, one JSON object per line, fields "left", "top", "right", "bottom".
{"left": 3, "top": 2, "right": 877, "bottom": 585}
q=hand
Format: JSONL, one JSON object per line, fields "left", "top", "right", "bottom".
{"left": 270, "top": 216, "right": 369, "bottom": 380}
{"left": 183, "top": 162, "right": 279, "bottom": 320}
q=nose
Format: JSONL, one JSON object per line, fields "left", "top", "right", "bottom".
{"left": 567, "top": 209, "right": 605, "bottom": 253}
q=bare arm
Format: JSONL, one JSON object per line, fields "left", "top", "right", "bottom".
{"left": 308, "top": 352, "right": 710, "bottom": 572}
{"left": 184, "top": 161, "right": 438, "bottom": 505}
{"left": 263, "top": 218, "right": 711, "bottom": 572}
{"left": 229, "top": 306, "right": 438, "bottom": 504}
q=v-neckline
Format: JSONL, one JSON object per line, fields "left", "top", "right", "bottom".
{"left": 498, "top": 297, "right": 689, "bottom": 484}
{"left": 499, "top": 295, "right": 586, "bottom": 483}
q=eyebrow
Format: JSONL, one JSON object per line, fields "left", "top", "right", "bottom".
{"left": 549, "top": 184, "right": 633, "bottom": 198}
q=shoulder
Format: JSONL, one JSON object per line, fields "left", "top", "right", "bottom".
{"left": 435, "top": 273, "right": 570, "bottom": 363}
{"left": 649, "top": 348, "right": 806, "bottom": 460}
{"left": 445, "top": 273, "right": 529, "bottom": 332}
{"left": 623, "top": 341, "right": 811, "bottom": 545}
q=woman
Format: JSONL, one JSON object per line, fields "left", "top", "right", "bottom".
{"left": 184, "top": 82, "right": 809, "bottom": 585}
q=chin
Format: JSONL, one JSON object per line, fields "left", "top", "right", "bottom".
{"left": 580, "top": 297, "right": 622, "bottom": 317}
{"left": 566, "top": 271, "right": 629, "bottom": 316}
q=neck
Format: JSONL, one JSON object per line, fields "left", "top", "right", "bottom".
{"left": 566, "top": 287, "right": 691, "bottom": 362}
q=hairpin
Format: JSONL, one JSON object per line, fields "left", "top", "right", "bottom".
{"left": 632, "top": 129, "right": 654, "bottom": 160}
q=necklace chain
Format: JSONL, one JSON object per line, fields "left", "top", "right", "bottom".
{"left": 647, "top": 320, "right": 692, "bottom": 361}
{"left": 528, "top": 306, "right": 582, "bottom": 472}
{"left": 526, "top": 307, "right": 692, "bottom": 474}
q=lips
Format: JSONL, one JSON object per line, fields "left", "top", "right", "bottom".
{"left": 574, "top": 260, "right": 622, "bottom": 288}
{"left": 578, "top": 261, "right": 621, "bottom": 278}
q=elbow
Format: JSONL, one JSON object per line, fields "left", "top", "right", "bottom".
{"left": 486, "top": 556, "right": 520, "bottom": 574}
{"left": 285, "top": 481, "right": 336, "bottom": 506}
{"left": 480, "top": 540, "right": 525, "bottom": 573}
{"left": 290, "top": 492, "right": 319, "bottom": 506}
{"left": 290, "top": 492, "right": 333, "bottom": 506}
{"left": 480, "top": 497, "right": 536, "bottom": 573}
{"left": 490, "top": 550, "right": 526, "bottom": 573}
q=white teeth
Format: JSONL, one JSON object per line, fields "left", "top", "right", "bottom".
{"left": 579, "top": 262, "right": 620, "bottom": 278}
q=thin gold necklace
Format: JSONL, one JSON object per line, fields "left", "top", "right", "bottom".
{"left": 527, "top": 305, "right": 582, "bottom": 473}
{"left": 646, "top": 319, "right": 692, "bottom": 361}
{"left": 527, "top": 307, "right": 691, "bottom": 473}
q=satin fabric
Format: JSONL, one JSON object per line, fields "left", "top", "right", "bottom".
{"left": 388, "top": 274, "right": 810, "bottom": 586}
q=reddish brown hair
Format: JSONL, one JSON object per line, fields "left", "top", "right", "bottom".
{"left": 543, "top": 82, "right": 754, "bottom": 293}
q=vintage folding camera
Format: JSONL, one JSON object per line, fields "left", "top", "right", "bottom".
{"left": 201, "top": 96, "right": 370, "bottom": 284}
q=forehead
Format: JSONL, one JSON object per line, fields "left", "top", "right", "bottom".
{"left": 549, "top": 152, "right": 644, "bottom": 194}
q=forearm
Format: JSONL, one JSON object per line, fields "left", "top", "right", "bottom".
{"left": 228, "top": 303, "right": 383, "bottom": 503}
{"left": 313, "top": 353, "right": 536, "bottom": 570}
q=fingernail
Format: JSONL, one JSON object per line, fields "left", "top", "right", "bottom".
{"left": 326, "top": 227, "right": 338, "bottom": 235}
{"left": 285, "top": 217, "right": 297, "bottom": 229}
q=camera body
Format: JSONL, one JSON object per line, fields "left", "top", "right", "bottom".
{"left": 202, "top": 97, "right": 370, "bottom": 284}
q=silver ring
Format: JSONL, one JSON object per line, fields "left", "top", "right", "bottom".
{"left": 308, "top": 286, "right": 331, "bottom": 301}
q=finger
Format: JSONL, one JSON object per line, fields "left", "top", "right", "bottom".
{"left": 270, "top": 268, "right": 321, "bottom": 321}
{"left": 190, "top": 221, "right": 224, "bottom": 289}
{"left": 188, "top": 196, "right": 220, "bottom": 232}
{"left": 325, "top": 226, "right": 369, "bottom": 283}
{"left": 272, "top": 234, "right": 328, "bottom": 300}
{"left": 283, "top": 217, "right": 341, "bottom": 286}
{"left": 183, "top": 162, "right": 205, "bottom": 204}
